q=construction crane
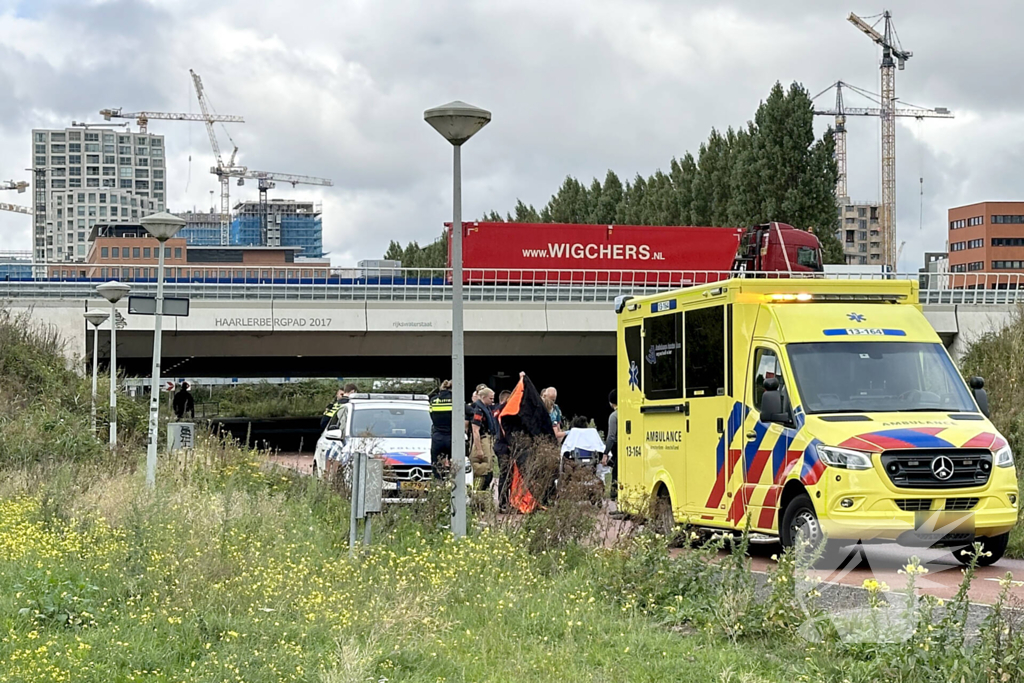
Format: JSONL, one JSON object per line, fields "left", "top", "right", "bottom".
{"left": 0, "top": 203, "right": 31, "bottom": 215}
{"left": 189, "top": 69, "right": 332, "bottom": 245}
{"left": 190, "top": 68, "right": 244, "bottom": 244}
{"left": 813, "top": 80, "right": 952, "bottom": 201}
{"left": 0, "top": 181, "right": 31, "bottom": 215}
{"left": 847, "top": 10, "right": 913, "bottom": 271}
{"left": 98, "top": 108, "right": 243, "bottom": 134}
{"left": 1, "top": 180, "right": 28, "bottom": 193}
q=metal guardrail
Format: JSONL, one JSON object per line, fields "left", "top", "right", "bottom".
{"left": 0, "top": 269, "right": 1022, "bottom": 305}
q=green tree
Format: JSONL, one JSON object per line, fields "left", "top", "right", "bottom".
{"left": 400, "top": 81, "right": 846, "bottom": 264}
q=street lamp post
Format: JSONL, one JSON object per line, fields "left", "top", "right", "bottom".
{"left": 96, "top": 280, "right": 131, "bottom": 448}
{"left": 424, "top": 100, "right": 491, "bottom": 539}
{"left": 84, "top": 310, "right": 110, "bottom": 435}
{"left": 140, "top": 212, "right": 186, "bottom": 488}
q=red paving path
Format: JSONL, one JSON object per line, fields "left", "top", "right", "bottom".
{"left": 269, "top": 454, "right": 1024, "bottom": 605}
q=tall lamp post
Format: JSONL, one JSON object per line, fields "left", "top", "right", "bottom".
{"left": 424, "top": 100, "right": 491, "bottom": 539}
{"left": 84, "top": 310, "right": 110, "bottom": 435}
{"left": 96, "top": 280, "right": 131, "bottom": 448}
{"left": 140, "top": 212, "right": 186, "bottom": 488}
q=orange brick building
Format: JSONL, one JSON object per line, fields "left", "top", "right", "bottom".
{"left": 47, "top": 223, "right": 329, "bottom": 280}
{"left": 948, "top": 202, "right": 1024, "bottom": 281}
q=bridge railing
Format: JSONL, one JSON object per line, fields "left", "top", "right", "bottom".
{"left": 1, "top": 268, "right": 1022, "bottom": 304}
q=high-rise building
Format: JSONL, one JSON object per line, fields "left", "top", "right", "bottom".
{"left": 948, "top": 201, "right": 1024, "bottom": 277}
{"left": 230, "top": 199, "right": 323, "bottom": 258}
{"left": 837, "top": 200, "right": 883, "bottom": 265}
{"left": 175, "top": 210, "right": 228, "bottom": 246}
{"left": 31, "top": 127, "right": 166, "bottom": 263}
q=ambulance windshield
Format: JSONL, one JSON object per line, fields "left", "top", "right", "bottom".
{"left": 787, "top": 341, "right": 976, "bottom": 414}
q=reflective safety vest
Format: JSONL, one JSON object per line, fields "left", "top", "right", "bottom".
{"left": 429, "top": 390, "right": 453, "bottom": 434}
{"left": 322, "top": 400, "right": 343, "bottom": 418}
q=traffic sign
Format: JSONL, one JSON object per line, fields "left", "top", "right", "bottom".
{"left": 164, "top": 381, "right": 175, "bottom": 392}
{"left": 128, "top": 295, "right": 190, "bottom": 317}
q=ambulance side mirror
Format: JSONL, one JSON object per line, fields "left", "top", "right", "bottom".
{"left": 969, "top": 377, "right": 990, "bottom": 417}
{"left": 759, "top": 377, "right": 789, "bottom": 425}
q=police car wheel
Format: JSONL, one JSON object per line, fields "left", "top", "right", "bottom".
{"left": 954, "top": 532, "right": 1008, "bottom": 567}
{"left": 780, "top": 494, "right": 823, "bottom": 551}
{"left": 312, "top": 459, "right": 319, "bottom": 478}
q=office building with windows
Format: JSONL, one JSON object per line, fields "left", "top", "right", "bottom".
{"left": 948, "top": 201, "right": 1024, "bottom": 277}
{"left": 230, "top": 199, "right": 323, "bottom": 258}
{"left": 31, "top": 127, "right": 166, "bottom": 263}
{"left": 838, "top": 200, "right": 883, "bottom": 265}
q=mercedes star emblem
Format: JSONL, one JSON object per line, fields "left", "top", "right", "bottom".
{"left": 931, "top": 455, "right": 955, "bottom": 481}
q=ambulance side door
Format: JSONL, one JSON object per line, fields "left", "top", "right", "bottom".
{"left": 684, "top": 304, "right": 733, "bottom": 519}
{"left": 618, "top": 322, "right": 645, "bottom": 508}
{"left": 740, "top": 344, "right": 794, "bottom": 531}
{"left": 640, "top": 306, "right": 686, "bottom": 515}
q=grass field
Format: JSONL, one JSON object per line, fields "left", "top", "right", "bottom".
{"left": 0, "top": 446, "right": 1022, "bottom": 683}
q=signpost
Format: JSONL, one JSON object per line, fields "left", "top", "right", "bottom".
{"left": 128, "top": 295, "right": 190, "bottom": 317}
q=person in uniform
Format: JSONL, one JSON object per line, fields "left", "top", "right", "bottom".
{"left": 469, "top": 387, "right": 498, "bottom": 490}
{"left": 429, "top": 380, "right": 454, "bottom": 478}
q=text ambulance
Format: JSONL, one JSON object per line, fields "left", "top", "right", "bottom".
{"left": 615, "top": 278, "right": 1018, "bottom": 565}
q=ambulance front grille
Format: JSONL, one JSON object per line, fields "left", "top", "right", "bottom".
{"left": 879, "top": 449, "right": 993, "bottom": 490}
{"left": 943, "top": 497, "right": 979, "bottom": 511}
{"left": 895, "top": 499, "right": 932, "bottom": 512}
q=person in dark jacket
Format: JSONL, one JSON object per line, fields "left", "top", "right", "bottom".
{"left": 321, "top": 383, "right": 358, "bottom": 430}
{"left": 173, "top": 381, "right": 195, "bottom": 420}
{"left": 429, "top": 380, "right": 454, "bottom": 477}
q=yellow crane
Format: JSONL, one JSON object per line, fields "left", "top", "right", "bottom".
{"left": 847, "top": 10, "right": 914, "bottom": 272}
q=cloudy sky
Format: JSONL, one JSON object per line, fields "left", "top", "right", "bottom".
{"left": 0, "top": 0, "right": 1020, "bottom": 269}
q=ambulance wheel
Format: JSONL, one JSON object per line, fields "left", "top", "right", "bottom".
{"left": 652, "top": 489, "right": 675, "bottom": 537}
{"left": 954, "top": 532, "right": 1008, "bottom": 567}
{"left": 780, "top": 494, "right": 823, "bottom": 551}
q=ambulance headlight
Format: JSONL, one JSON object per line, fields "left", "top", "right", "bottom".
{"left": 994, "top": 445, "right": 1015, "bottom": 468}
{"left": 817, "top": 446, "right": 873, "bottom": 471}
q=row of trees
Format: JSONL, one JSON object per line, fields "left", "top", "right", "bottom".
{"left": 386, "top": 81, "right": 846, "bottom": 266}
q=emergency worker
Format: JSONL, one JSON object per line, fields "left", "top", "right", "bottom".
{"left": 321, "top": 383, "right": 358, "bottom": 431}
{"left": 470, "top": 387, "right": 498, "bottom": 490}
{"left": 429, "top": 380, "right": 454, "bottom": 477}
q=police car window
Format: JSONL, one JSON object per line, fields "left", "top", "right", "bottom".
{"left": 685, "top": 306, "right": 725, "bottom": 398}
{"left": 752, "top": 348, "right": 785, "bottom": 410}
{"left": 350, "top": 408, "right": 432, "bottom": 439}
{"left": 643, "top": 312, "right": 683, "bottom": 400}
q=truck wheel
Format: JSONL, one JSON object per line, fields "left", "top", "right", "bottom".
{"left": 955, "top": 532, "right": 1009, "bottom": 567}
{"left": 780, "top": 494, "right": 823, "bottom": 551}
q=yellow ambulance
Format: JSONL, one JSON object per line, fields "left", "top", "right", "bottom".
{"left": 614, "top": 278, "right": 1018, "bottom": 564}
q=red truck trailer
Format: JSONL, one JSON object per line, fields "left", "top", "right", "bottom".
{"left": 447, "top": 222, "right": 822, "bottom": 284}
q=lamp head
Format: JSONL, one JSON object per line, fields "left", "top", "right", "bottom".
{"left": 83, "top": 310, "right": 110, "bottom": 327}
{"left": 140, "top": 211, "right": 186, "bottom": 242}
{"left": 424, "top": 100, "right": 491, "bottom": 145}
{"left": 96, "top": 280, "right": 131, "bottom": 303}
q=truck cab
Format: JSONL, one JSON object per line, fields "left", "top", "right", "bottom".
{"left": 615, "top": 279, "right": 1017, "bottom": 564}
{"left": 733, "top": 222, "right": 823, "bottom": 273}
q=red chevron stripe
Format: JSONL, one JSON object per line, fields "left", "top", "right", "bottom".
{"left": 705, "top": 448, "right": 742, "bottom": 509}
{"left": 775, "top": 450, "right": 803, "bottom": 484}
{"left": 758, "top": 507, "right": 776, "bottom": 530}
{"left": 747, "top": 449, "right": 772, "bottom": 484}
{"left": 962, "top": 432, "right": 997, "bottom": 449}
{"left": 802, "top": 459, "right": 827, "bottom": 486}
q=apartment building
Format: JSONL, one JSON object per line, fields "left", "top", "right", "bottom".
{"left": 838, "top": 201, "right": 883, "bottom": 265}
{"left": 948, "top": 201, "right": 1024, "bottom": 277}
{"left": 175, "top": 210, "right": 228, "bottom": 246}
{"left": 31, "top": 127, "right": 166, "bottom": 263}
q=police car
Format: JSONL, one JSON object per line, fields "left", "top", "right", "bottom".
{"left": 312, "top": 393, "right": 473, "bottom": 497}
